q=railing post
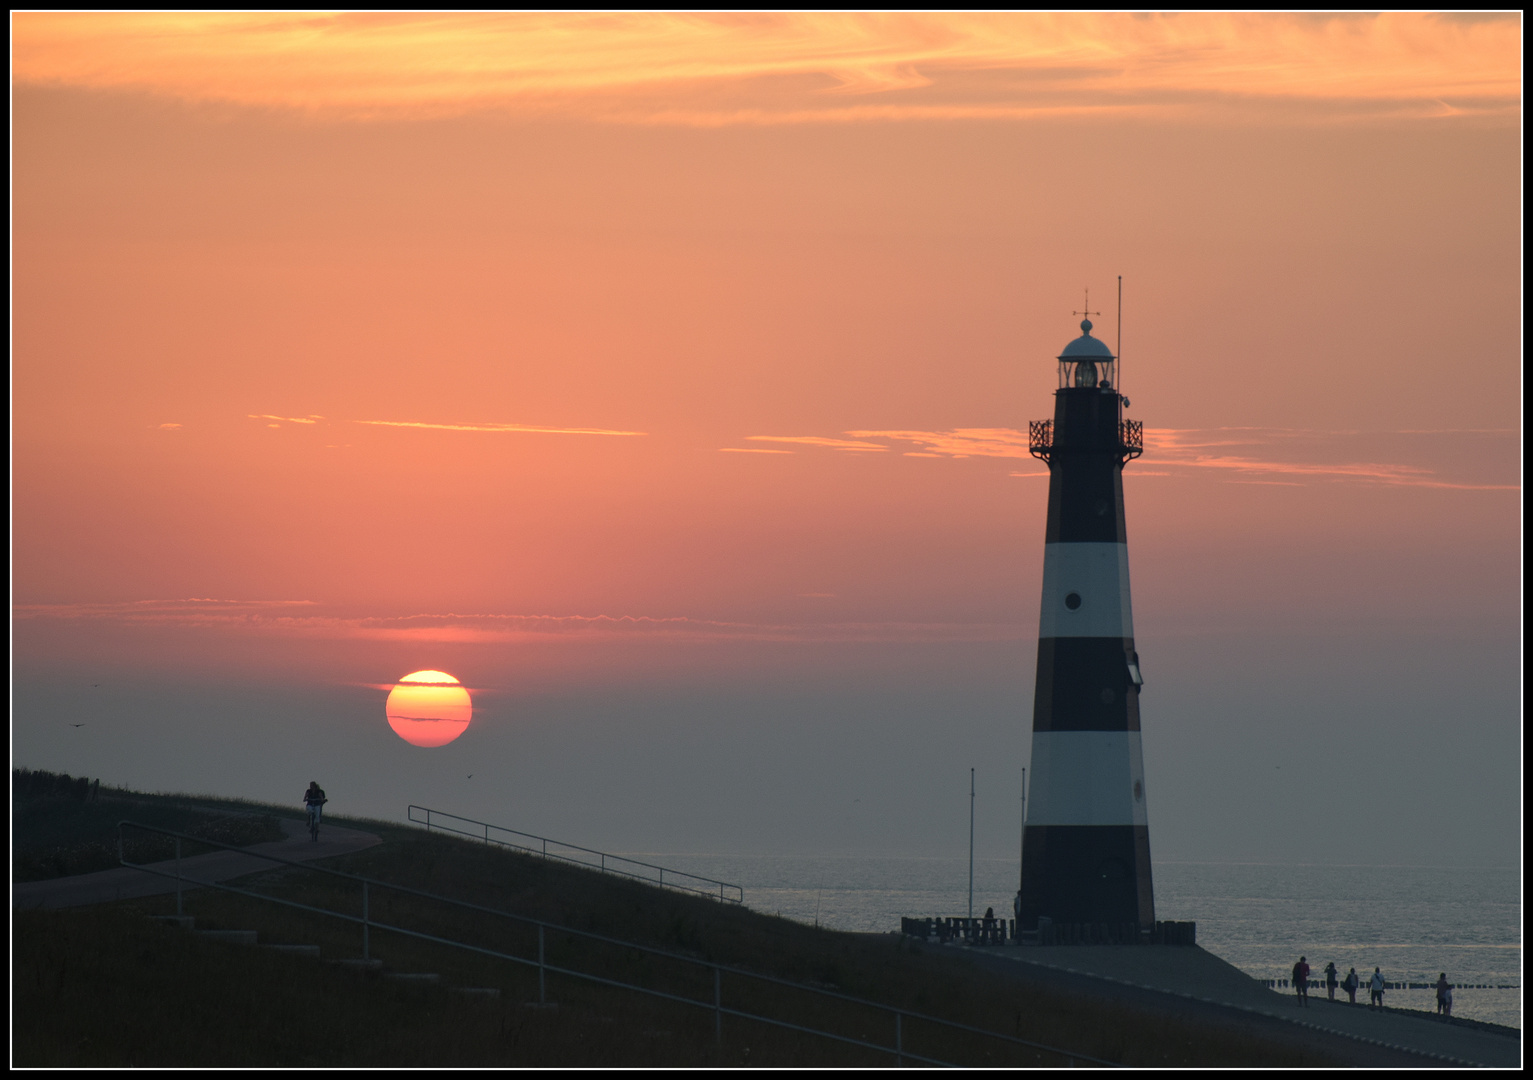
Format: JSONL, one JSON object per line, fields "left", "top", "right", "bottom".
{"left": 714, "top": 967, "right": 722, "bottom": 1045}
{"left": 485, "top": 823, "right": 489, "bottom": 844}
{"left": 538, "top": 924, "right": 547, "bottom": 1005}
{"left": 175, "top": 837, "right": 182, "bottom": 918}
{"left": 895, "top": 1011, "right": 903, "bottom": 1066}
{"left": 362, "top": 881, "right": 370, "bottom": 961}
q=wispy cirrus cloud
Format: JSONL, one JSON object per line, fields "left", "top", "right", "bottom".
{"left": 745, "top": 435, "right": 887, "bottom": 452}
{"left": 250, "top": 414, "right": 324, "bottom": 426}
{"left": 1143, "top": 427, "right": 1520, "bottom": 491}
{"left": 15, "top": 598, "right": 319, "bottom": 621}
{"left": 356, "top": 420, "right": 646, "bottom": 437}
{"left": 12, "top": 13, "right": 1517, "bottom": 125}
{"left": 14, "top": 600, "right": 1024, "bottom": 645}
{"left": 733, "top": 424, "right": 1518, "bottom": 491}
{"left": 848, "top": 428, "right": 1032, "bottom": 459}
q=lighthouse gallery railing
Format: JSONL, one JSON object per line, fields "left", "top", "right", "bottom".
{"left": 1028, "top": 419, "right": 1143, "bottom": 463}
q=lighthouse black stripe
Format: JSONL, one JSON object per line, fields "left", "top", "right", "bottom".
{"left": 1044, "top": 460, "right": 1126, "bottom": 544}
{"left": 1043, "top": 387, "right": 1129, "bottom": 545}
{"left": 1032, "top": 637, "right": 1141, "bottom": 732}
{"left": 1018, "top": 824, "right": 1155, "bottom": 928}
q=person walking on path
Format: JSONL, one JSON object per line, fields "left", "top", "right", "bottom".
{"left": 1324, "top": 961, "right": 1338, "bottom": 1002}
{"left": 1343, "top": 967, "right": 1359, "bottom": 1004}
{"left": 1369, "top": 967, "right": 1385, "bottom": 1009}
{"left": 1436, "top": 973, "right": 1452, "bottom": 1017}
{"left": 1292, "top": 956, "right": 1311, "bottom": 1007}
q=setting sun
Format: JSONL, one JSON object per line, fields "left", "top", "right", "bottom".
{"left": 385, "top": 670, "right": 472, "bottom": 747}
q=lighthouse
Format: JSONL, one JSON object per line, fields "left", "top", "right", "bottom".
{"left": 1017, "top": 308, "right": 1154, "bottom": 941}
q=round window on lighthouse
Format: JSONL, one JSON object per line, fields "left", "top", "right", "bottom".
{"left": 1064, "top": 592, "right": 1082, "bottom": 610}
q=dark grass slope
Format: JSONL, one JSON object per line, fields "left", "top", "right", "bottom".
{"left": 13, "top": 799, "right": 1336, "bottom": 1067}
{"left": 11, "top": 771, "right": 285, "bottom": 882}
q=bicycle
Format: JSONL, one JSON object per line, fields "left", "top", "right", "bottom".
{"left": 306, "top": 801, "right": 324, "bottom": 842}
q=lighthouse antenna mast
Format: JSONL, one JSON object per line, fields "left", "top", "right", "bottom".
{"left": 1117, "top": 275, "right": 1123, "bottom": 394}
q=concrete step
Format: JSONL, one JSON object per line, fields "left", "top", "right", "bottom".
{"left": 197, "top": 929, "right": 259, "bottom": 945}
{"left": 262, "top": 944, "right": 321, "bottom": 958}
{"left": 329, "top": 958, "right": 383, "bottom": 970}
{"left": 384, "top": 972, "right": 441, "bottom": 983}
{"left": 450, "top": 987, "right": 501, "bottom": 998}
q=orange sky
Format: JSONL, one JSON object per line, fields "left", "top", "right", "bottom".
{"left": 11, "top": 13, "right": 1521, "bottom": 865}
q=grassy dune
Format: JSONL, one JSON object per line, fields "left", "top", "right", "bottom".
{"left": 12, "top": 795, "right": 1334, "bottom": 1067}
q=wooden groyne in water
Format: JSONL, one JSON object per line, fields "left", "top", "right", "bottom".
{"left": 1266, "top": 978, "right": 1518, "bottom": 991}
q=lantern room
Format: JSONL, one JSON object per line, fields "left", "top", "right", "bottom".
{"left": 1056, "top": 318, "right": 1116, "bottom": 390}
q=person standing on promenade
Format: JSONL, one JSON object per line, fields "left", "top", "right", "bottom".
{"left": 1343, "top": 967, "right": 1359, "bottom": 1004}
{"left": 1292, "top": 956, "right": 1311, "bottom": 1007}
{"left": 1369, "top": 967, "right": 1385, "bottom": 1009}
{"left": 1324, "top": 961, "right": 1338, "bottom": 1002}
{"left": 1435, "top": 973, "right": 1451, "bottom": 1016}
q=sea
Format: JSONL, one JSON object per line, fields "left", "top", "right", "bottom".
{"left": 628, "top": 854, "right": 1522, "bottom": 1031}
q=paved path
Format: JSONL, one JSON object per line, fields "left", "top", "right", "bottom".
{"left": 962, "top": 944, "right": 1520, "bottom": 1068}
{"left": 11, "top": 818, "right": 382, "bottom": 911}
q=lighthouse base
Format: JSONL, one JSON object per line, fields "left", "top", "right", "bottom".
{"left": 1018, "top": 824, "right": 1154, "bottom": 931}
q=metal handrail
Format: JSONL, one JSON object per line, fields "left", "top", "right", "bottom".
{"left": 407, "top": 805, "right": 743, "bottom": 905}
{"left": 117, "top": 820, "right": 1114, "bottom": 1068}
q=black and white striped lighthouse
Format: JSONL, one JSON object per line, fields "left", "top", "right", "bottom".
{"left": 1017, "top": 308, "right": 1154, "bottom": 938}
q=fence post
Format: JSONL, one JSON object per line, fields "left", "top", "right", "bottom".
{"left": 362, "top": 881, "right": 370, "bottom": 961}
{"left": 538, "top": 924, "right": 546, "bottom": 1005}
{"left": 714, "top": 967, "right": 722, "bottom": 1045}
{"left": 895, "top": 1011, "right": 903, "bottom": 1066}
{"left": 485, "top": 823, "right": 489, "bottom": 844}
{"left": 175, "top": 837, "right": 182, "bottom": 918}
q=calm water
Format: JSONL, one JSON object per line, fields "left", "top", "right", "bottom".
{"left": 627, "top": 854, "right": 1522, "bottom": 1030}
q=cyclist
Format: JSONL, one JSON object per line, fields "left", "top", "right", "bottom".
{"left": 304, "top": 781, "right": 328, "bottom": 841}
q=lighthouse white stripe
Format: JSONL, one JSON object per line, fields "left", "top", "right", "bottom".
{"left": 1038, "top": 542, "right": 1134, "bottom": 639}
{"left": 1025, "top": 731, "right": 1148, "bottom": 827}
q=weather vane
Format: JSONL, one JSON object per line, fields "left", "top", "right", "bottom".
{"left": 1073, "top": 288, "right": 1100, "bottom": 324}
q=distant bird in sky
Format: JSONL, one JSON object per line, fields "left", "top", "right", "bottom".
{"left": 467, "top": 774, "right": 473, "bottom": 779}
{"left": 70, "top": 723, "right": 86, "bottom": 728}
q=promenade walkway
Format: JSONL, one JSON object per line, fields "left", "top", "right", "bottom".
{"left": 973, "top": 944, "right": 1519, "bottom": 1068}
{"left": 11, "top": 818, "right": 381, "bottom": 911}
